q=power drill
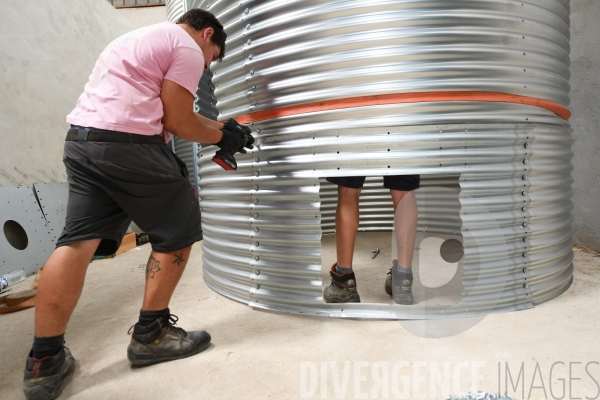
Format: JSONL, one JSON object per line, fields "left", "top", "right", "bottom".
{"left": 212, "top": 149, "right": 237, "bottom": 171}
{"left": 212, "top": 118, "right": 254, "bottom": 171}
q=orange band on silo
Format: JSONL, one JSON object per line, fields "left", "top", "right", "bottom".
{"left": 234, "top": 91, "right": 570, "bottom": 124}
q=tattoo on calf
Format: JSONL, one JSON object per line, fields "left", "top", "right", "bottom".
{"left": 173, "top": 253, "right": 185, "bottom": 267}
{"left": 146, "top": 256, "right": 161, "bottom": 279}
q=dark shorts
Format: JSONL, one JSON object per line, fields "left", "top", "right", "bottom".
{"left": 326, "top": 175, "right": 421, "bottom": 191}
{"left": 56, "top": 129, "right": 202, "bottom": 256}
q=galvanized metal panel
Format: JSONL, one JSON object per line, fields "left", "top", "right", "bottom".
{"left": 32, "top": 182, "right": 69, "bottom": 244}
{"left": 195, "top": 71, "right": 219, "bottom": 121}
{"left": 208, "top": 0, "right": 571, "bottom": 119}
{"left": 0, "top": 187, "right": 55, "bottom": 277}
{"left": 166, "top": 0, "right": 185, "bottom": 22}
{"left": 168, "top": 0, "right": 574, "bottom": 319}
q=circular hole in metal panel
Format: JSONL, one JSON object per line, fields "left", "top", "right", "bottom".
{"left": 417, "top": 237, "right": 459, "bottom": 289}
{"left": 3, "top": 220, "right": 29, "bottom": 250}
{"left": 440, "top": 238, "right": 464, "bottom": 263}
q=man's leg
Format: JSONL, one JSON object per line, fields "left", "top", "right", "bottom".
{"left": 390, "top": 190, "right": 417, "bottom": 269}
{"left": 335, "top": 186, "right": 362, "bottom": 269}
{"left": 141, "top": 246, "right": 193, "bottom": 311}
{"left": 127, "top": 245, "right": 211, "bottom": 366}
{"left": 24, "top": 239, "right": 100, "bottom": 400}
{"left": 389, "top": 190, "right": 418, "bottom": 304}
{"left": 323, "top": 185, "right": 362, "bottom": 303}
{"left": 35, "top": 239, "right": 101, "bottom": 337}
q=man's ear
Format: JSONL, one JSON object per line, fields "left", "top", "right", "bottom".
{"left": 202, "top": 27, "right": 214, "bottom": 42}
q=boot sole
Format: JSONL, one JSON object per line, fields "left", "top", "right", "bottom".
{"left": 24, "top": 355, "right": 75, "bottom": 400}
{"left": 128, "top": 338, "right": 211, "bottom": 367}
{"left": 323, "top": 294, "right": 361, "bottom": 303}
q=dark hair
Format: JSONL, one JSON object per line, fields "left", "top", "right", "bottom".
{"left": 176, "top": 9, "right": 227, "bottom": 61}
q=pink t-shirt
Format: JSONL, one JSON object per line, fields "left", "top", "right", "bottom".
{"left": 67, "top": 22, "right": 204, "bottom": 143}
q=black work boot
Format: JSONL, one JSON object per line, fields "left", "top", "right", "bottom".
{"left": 390, "top": 267, "right": 414, "bottom": 305}
{"left": 127, "top": 312, "right": 211, "bottom": 366}
{"left": 323, "top": 264, "right": 361, "bottom": 303}
{"left": 23, "top": 346, "right": 76, "bottom": 400}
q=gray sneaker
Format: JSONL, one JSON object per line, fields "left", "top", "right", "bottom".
{"left": 390, "top": 267, "right": 414, "bottom": 305}
{"left": 23, "top": 346, "right": 75, "bottom": 400}
{"left": 323, "top": 264, "right": 361, "bottom": 303}
{"left": 127, "top": 313, "right": 211, "bottom": 366}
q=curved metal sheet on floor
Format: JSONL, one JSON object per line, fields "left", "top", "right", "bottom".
{"left": 0, "top": 187, "right": 55, "bottom": 277}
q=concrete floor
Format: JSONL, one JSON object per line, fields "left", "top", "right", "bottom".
{"left": 1, "top": 234, "right": 599, "bottom": 400}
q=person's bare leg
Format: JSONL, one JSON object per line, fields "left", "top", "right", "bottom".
{"left": 35, "top": 239, "right": 101, "bottom": 337}
{"left": 391, "top": 190, "right": 418, "bottom": 268}
{"left": 128, "top": 245, "right": 211, "bottom": 366}
{"left": 335, "top": 186, "right": 362, "bottom": 269}
{"left": 141, "top": 246, "right": 193, "bottom": 311}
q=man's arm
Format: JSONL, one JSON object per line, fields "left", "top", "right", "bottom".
{"left": 196, "top": 112, "right": 223, "bottom": 131}
{"left": 160, "top": 78, "right": 223, "bottom": 144}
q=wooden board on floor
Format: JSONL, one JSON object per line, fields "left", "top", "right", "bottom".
{"left": 115, "top": 232, "right": 137, "bottom": 256}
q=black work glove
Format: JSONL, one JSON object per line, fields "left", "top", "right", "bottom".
{"left": 216, "top": 127, "right": 246, "bottom": 154}
{"left": 223, "top": 118, "right": 255, "bottom": 154}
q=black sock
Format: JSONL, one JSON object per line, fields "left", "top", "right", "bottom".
{"left": 137, "top": 308, "right": 168, "bottom": 327}
{"left": 335, "top": 264, "right": 353, "bottom": 275}
{"left": 31, "top": 334, "right": 64, "bottom": 359}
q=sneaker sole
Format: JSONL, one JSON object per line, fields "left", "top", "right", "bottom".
{"left": 24, "top": 354, "right": 75, "bottom": 400}
{"left": 128, "top": 338, "right": 211, "bottom": 367}
{"left": 393, "top": 293, "right": 414, "bottom": 305}
{"left": 393, "top": 285, "right": 414, "bottom": 305}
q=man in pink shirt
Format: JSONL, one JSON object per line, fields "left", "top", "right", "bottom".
{"left": 23, "top": 9, "right": 252, "bottom": 400}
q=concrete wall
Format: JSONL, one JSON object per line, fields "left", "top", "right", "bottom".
{"left": 571, "top": 0, "right": 600, "bottom": 251}
{"left": 118, "top": 5, "right": 167, "bottom": 29}
{"left": 0, "top": 0, "right": 134, "bottom": 187}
